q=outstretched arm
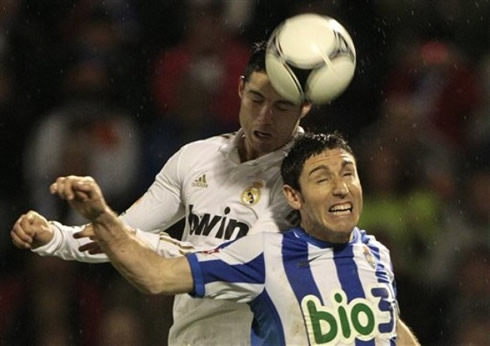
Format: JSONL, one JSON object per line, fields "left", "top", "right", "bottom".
{"left": 91, "top": 210, "right": 193, "bottom": 295}
{"left": 51, "top": 175, "right": 194, "bottom": 295}
{"left": 10, "top": 208, "right": 164, "bottom": 263}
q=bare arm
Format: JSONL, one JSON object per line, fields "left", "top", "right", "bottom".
{"left": 51, "top": 175, "right": 194, "bottom": 295}
{"left": 396, "top": 319, "right": 420, "bottom": 346}
{"left": 92, "top": 209, "right": 193, "bottom": 294}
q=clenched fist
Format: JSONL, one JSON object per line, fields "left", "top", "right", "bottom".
{"left": 50, "top": 175, "right": 108, "bottom": 221}
{"left": 11, "top": 211, "right": 54, "bottom": 249}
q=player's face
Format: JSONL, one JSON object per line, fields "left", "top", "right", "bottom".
{"left": 286, "top": 148, "right": 363, "bottom": 243}
{"left": 238, "top": 71, "right": 310, "bottom": 161}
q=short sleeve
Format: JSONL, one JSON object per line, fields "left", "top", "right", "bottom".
{"left": 187, "top": 234, "right": 267, "bottom": 303}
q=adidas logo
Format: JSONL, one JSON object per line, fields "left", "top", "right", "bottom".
{"left": 192, "top": 174, "right": 208, "bottom": 188}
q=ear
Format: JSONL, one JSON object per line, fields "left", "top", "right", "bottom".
{"left": 238, "top": 76, "right": 245, "bottom": 98}
{"left": 300, "top": 102, "right": 312, "bottom": 119}
{"left": 282, "top": 184, "right": 303, "bottom": 210}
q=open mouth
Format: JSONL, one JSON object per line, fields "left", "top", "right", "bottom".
{"left": 328, "top": 202, "right": 353, "bottom": 215}
{"left": 254, "top": 130, "right": 272, "bottom": 139}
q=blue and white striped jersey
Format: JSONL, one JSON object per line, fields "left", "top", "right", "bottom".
{"left": 187, "top": 227, "right": 398, "bottom": 346}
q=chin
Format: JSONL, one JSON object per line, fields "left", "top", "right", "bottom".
{"left": 330, "top": 219, "right": 355, "bottom": 231}
{"left": 337, "top": 228, "right": 354, "bottom": 236}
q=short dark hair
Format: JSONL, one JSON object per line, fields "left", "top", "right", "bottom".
{"left": 242, "top": 41, "right": 267, "bottom": 82}
{"left": 281, "top": 131, "right": 354, "bottom": 191}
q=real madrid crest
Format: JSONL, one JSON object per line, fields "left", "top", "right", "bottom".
{"left": 241, "top": 181, "right": 263, "bottom": 206}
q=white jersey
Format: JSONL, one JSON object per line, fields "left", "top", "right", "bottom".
{"left": 34, "top": 128, "right": 301, "bottom": 345}
{"left": 188, "top": 227, "right": 398, "bottom": 346}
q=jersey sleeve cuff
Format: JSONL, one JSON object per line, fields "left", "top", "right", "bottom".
{"left": 186, "top": 253, "right": 204, "bottom": 297}
{"left": 31, "top": 221, "right": 64, "bottom": 256}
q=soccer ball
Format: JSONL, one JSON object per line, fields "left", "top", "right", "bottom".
{"left": 266, "top": 13, "right": 356, "bottom": 105}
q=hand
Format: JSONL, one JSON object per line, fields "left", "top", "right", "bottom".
{"left": 50, "top": 175, "right": 108, "bottom": 221}
{"left": 11, "top": 211, "right": 54, "bottom": 249}
{"left": 74, "top": 224, "right": 104, "bottom": 254}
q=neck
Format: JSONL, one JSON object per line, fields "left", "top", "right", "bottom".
{"left": 301, "top": 222, "right": 353, "bottom": 244}
{"left": 237, "top": 135, "right": 260, "bottom": 162}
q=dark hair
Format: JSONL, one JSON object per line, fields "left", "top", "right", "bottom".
{"left": 281, "top": 131, "right": 354, "bottom": 191}
{"left": 242, "top": 41, "right": 267, "bottom": 82}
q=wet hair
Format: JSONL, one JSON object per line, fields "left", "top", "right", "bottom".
{"left": 281, "top": 131, "right": 354, "bottom": 191}
{"left": 242, "top": 41, "right": 267, "bottom": 82}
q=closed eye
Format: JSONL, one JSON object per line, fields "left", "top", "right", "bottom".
{"left": 246, "top": 90, "right": 265, "bottom": 104}
{"left": 274, "top": 101, "right": 295, "bottom": 112}
{"left": 316, "top": 178, "right": 329, "bottom": 184}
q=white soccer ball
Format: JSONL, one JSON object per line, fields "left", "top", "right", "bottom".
{"left": 266, "top": 13, "right": 356, "bottom": 105}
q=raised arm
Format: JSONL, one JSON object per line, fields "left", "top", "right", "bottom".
{"left": 50, "top": 175, "right": 194, "bottom": 295}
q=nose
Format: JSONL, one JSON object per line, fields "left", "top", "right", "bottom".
{"left": 257, "top": 103, "right": 274, "bottom": 122}
{"left": 332, "top": 179, "right": 348, "bottom": 197}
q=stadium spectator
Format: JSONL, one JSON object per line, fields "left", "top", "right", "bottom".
{"left": 441, "top": 245, "right": 490, "bottom": 346}
{"left": 0, "top": 254, "right": 104, "bottom": 345}
{"left": 384, "top": 40, "right": 482, "bottom": 153}
{"left": 142, "top": 46, "right": 231, "bottom": 186}
{"left": 465, "top": 52, "right": 490, "bottom": 152}
{"left": 150, "top": 0, "right": 250, "bottom": 129}
{"left": 425, "top": 149, "right": 490, "bottom": 288}
{"left": 23, "top": 58, "right": 143, "bottom": 225}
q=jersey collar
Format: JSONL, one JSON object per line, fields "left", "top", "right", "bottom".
{"left": 219, "top": 127, "right": 305, "bottom": 165}
{"left": 291, "top": 226, "right": 359, "bottom": 248}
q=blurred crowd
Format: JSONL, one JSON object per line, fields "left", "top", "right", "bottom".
{"left": 0, "top": 1, "right": 488, "bottom": 345}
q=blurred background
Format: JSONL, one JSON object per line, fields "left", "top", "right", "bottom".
{"left": 0, "top": 0, "right": 488, "bottom": 345}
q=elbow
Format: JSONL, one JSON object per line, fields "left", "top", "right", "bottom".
{"left": 147, "top": 283, "right": 172, "bottom": 295}
{"left": 118, "top": 272, "right": 169, "bottom": 295}
{"left": 134, "top": 280, "right": 168, "bottom": 295}
{"left": 136, "top": 278, "right": 189, "bottom": 296}
{"left": 115, "top": 254, "right": 191, "bottom": 295}
{"left": 137, "top": 285, "right": 163, "bottom": 295}
{"left": 136, "top": 276, "right": 174, "bottom": 295}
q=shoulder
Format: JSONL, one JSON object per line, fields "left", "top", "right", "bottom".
{"left": 180, "top": 132, "right": 236, "bottom": 151}
{"left": 356, "top": 228, "right": 390, "bottom": 253}
{"left": 355, "top": 228, "right": 394, "bottom": 272}
{"left": 172, "top": 132, "right": 237, "bottom": 160}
